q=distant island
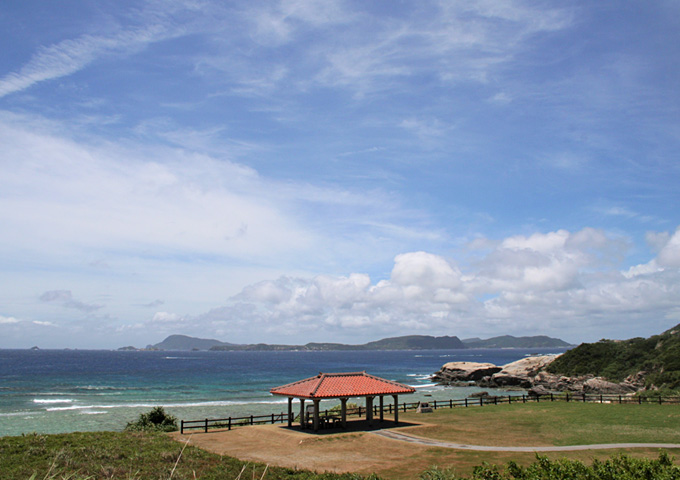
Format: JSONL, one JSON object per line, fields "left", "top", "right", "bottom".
{"left": 119, "top": 333, "right": 571, "bottom": 351}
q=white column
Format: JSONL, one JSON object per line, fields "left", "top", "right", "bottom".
{"left": 313, "top": 399, "right": 320, "bottom": 431}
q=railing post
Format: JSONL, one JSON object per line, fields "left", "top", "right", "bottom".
{"left": 181, "top": 420, "right": 184, "bottom": 435}
{"left": 465, "top": 398, "right": 468, "bottom": 407}
{"left": 619, "top": 396, "right": 622, "bottom": 404}
{"left": 508, "top": 395, "right": 511, "bottom": 404}
{"left": 659, "top": 396, "right": 663, "bottom": 405}
{"left": 522, "top": 395, "right": 526, "bottom": 403}
{"left": 250, "top": 415, "right": 254, "bottom": 425}
{"left": 582, "top": 393, "right": 586, "bottom": 403}
{"left": 566, "top": 393, "right": 569, "bottom": 402}
{"left": 271, "top": 413, "right": 274, "bottom": 424}
{"left": 479, "top": 397, "right": 483, "bottom": 407}
{"left": 205, "top": 418, "right": 208, "bottom": 433}
{"left": 450, "top": 399, "right": 453, "bottom": 408}
{"left": 550, "top": 393, "right": 554, "bottom": 402}
{"left": 639, "top": 396, "right": 642, "bottom": 405}
{"left": 403, "top": 402, "right": 406, "bottom": 412}
{"left": 600, "top": 395, "right": 603, "bottom": 403}
{"left": 228, "top": 417, "right": 232, "bottom": 430}
{"left": 494, "top": 396, "right": 497, "bottom": 405}
{"left": 433, "top": 400, "right": 437, "bottom": 410}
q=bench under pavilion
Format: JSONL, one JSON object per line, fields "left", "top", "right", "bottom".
{"left": 270, "top": 371, "right": 416, "bottom": 431}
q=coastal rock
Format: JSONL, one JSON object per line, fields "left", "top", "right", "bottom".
{"left": 431, "top": 362, "right": 502, "bottom": 384}
{"left": 433, "top": 354, "right": 645, "bottom": 395}
{"left": 483, "top": 355, "right": 559, "bottom": 388}
{"left": 583, "top": 377, "right": 637, "bottom": 394}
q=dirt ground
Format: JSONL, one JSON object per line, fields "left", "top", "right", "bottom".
{"left": 172, "top": 420, "right": 435, "bottom": 477}
{"left": 170, "top": 419, "right": 672, "bottom": 479}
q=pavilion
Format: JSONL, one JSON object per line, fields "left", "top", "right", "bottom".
{"left": 270, "top": 371, "right": 416, "bottom": 432}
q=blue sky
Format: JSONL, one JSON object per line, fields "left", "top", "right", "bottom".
{"left": 1, "top": 1, "right": 679, "bottom": 349}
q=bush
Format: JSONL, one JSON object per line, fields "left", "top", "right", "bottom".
{"left": 124, "top": 406, "right": 178, "bottom": 432}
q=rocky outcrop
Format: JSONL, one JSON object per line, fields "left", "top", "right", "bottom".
{"left": 431, "top": 362, "right": 502, "bottom": 385}
{"left": 433, "top": 354, "right": 645, "bottom": 395}
{"left": 481, "top": 355, "right": 558, "bottom": 388}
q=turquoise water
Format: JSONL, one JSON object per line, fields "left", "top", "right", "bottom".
{"left": 0, "top": 348, "right": 567, "bottom": 436}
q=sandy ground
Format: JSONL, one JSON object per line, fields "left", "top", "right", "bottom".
{"left": 171, "top": 420, "right": 434, "bottom": 476}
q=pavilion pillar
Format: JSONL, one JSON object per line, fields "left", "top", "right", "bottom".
{"left": 299, "top": 399, "right": 305, "bottom": 429}
{"left": 379, "top": 395, "right": 384, "bottom": 422}
{"left": 287, "top": 397, "right": 293, "bottom": 427}
{"left": 340, "top": 398, "right": 348, "bottom": 429}
{"left": 366, "top": 396, "right": 374, "bottom": 425}
{"left": 393, "top": 395, "right": 399, "bottom": 425}
{"left": 313, "top": 399, "right": 320, "bottom": 432}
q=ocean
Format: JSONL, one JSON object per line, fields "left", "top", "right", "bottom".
{"left": 0, "top": 347, "right": 568, "bottom": 437}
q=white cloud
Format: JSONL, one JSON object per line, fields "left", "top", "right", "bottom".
{"left": 181, "top": 226, "right": 680, "bottom": 344}
{"left": 0, "top": 315, "right": 21, "bottom": 324}
{"left": 152, "top": 312, "right": 184, "bottom": 323}
{"left": 0, "top": 24, "right": 174, "bottom": 98}
{"left": 32, "top": 320, "right": 57, "bottom": 327}
{"left": 656, "top": 227, "right": 680, "bottom": 268}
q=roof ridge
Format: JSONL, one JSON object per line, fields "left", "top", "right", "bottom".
{"left": 310, "top": 372, "right": 326, "bottom": 397}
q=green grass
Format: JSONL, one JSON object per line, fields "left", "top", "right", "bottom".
{"left": 3, "top": 402, "right": 680, "bottom": 479}
{"left": 0, "top": 431, "right": 366, "bottom": 480}
{"left": 402, "top": 402, "right": 680, "bottom": 447}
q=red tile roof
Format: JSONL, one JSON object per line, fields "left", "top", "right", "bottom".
{"left": 270, "top": 371, "right": 416, "bottom": 399}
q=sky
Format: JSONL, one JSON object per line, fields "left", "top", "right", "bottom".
{"left": 1, "top": 1, "right": 679, "bottom": 349}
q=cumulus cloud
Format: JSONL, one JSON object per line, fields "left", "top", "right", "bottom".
{"left": 185, "top": 227, "right": 680, "bottom": 343}
{"left": 656, "top": 227, "right": 680, "bottom": 268}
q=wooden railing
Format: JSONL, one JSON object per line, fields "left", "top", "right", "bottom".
{"left": 180, "top": 394, "right": 680, "bottom": 434}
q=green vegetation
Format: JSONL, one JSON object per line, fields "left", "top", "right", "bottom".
{"left": 0, "top": 431, "right": 370, "bottom": 480}
{"left": 546, "top": 323, "right": 680, "bottom": 392}
{"left": 3, "top": 401, "right": 680, "bottom": 479}
{"left": 2, "top": 429, "right": 679, "bottom": 480}
{"left": 124, "top": 406, "right": 179, "bottom": 432}
{"left": 421, "top": 453, "right": 680, "bottom": 480}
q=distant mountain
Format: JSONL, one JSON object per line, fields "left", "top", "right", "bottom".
{"left": 363, "top": 335, "right": 465, "bottom": 350}
{"left": 462, "top": 335, "right": 571, "bottom": 349}
{"left": 210, "top": 335, "right": 466, "bottom": 351}
{"left": 149, "top": 334, "right": 235, "bottom": 351}
{"left": 141, "top": 333, "right": 568, "bottom": 351}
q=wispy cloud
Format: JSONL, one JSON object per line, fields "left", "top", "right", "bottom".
{"left": 0, "top": 24, "right": 175, "bottom": 98}
{"left": 39, "top": 290, "right": 103, "bottom": 313}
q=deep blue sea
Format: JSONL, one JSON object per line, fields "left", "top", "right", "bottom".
{"left": 0, "top": 348, "right": 568, "bottom": 437}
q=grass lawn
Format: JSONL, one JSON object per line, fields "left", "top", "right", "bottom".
{"left": 2, "top": 402, "right": 680, "bottom": 479}
{"left": 401, "top": 401, "right": 680, "bottom": 446}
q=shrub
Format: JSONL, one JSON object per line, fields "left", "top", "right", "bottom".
{"left": 124, "top": 406, "right": 178, "bottom": 432}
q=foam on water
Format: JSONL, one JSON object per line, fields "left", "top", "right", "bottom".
{"left": 0, "top": 347, "right": 569, "bottom": 436}
{"left": 33, "top": 399, "right": 74, "bottom": 404}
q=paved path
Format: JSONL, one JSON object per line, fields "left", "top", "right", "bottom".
{"left": 373, "top": 430, "right": 680, "bottom": 452}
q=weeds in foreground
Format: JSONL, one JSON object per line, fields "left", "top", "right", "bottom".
{"left": 3, "top": 430, "right": 680, "bottom": 479}
{"left": 419, "top": 452, "right": 680, "bottom": 480}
